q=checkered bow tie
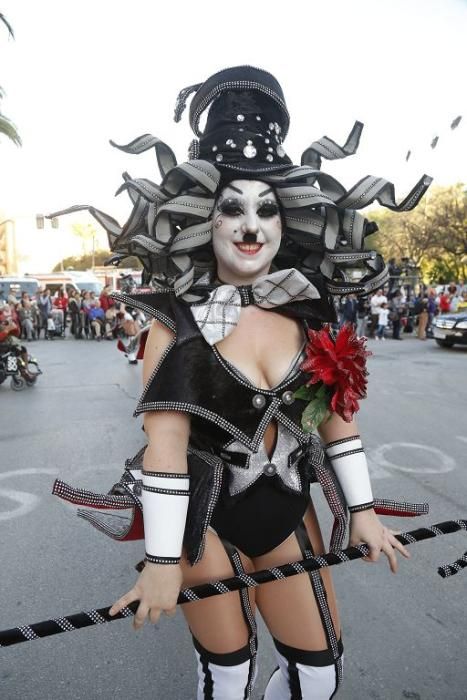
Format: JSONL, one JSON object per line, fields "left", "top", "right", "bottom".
{"left": 190, "top": 269, "right": 321, "bottom": 345}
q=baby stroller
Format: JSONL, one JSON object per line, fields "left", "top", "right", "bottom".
{"left": 47, "top": 309, "right": 65, "bottom": 338}
{"left": 0, "top": 346, "right": 43, "bottom": 391}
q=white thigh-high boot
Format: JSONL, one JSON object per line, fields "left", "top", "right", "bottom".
{"left": 194, "top": 637, "right": 258, "bottom": 700}
{"left": 263, "top": 638, "right": 343, "bottom": 700}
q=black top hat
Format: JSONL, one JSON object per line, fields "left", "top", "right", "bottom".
{"left": 174, "top": 65, "right": 293, "bottom": 174}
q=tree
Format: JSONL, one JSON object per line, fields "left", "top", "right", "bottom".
{"left": 0, "top": 12, "right": 21, "bottom": 146}
{"left": 53, "top": 251, "right": 111, "bottom": 272}
{"left": 369, "top": 184, "right": 467, "bottom": 283}
{"left": 428, "top": 184, "right": 467, "bottom": 280}
{"left": 53, "top": 252, "right": 142, "bottom": 272}
{"left": 72, "top": 222, "right": 98, "bottom": 256}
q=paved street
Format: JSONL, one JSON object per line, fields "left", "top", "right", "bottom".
{"left": 1, "top": 334, "right": 466, "bottom": 700}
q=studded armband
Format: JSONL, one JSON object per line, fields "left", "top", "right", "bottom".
{"left": 142, "top": 471, "right": 190, "bottom": 564}
{"left": 324, "top": 436, "right": 374, "bottom": 512}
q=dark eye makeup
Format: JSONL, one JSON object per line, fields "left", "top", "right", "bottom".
{"left": 218, "top": 198, "right": 279, "bottom": 218}
{"left": 257, "top": 200, "right": 280, "bottom": 217}
{"left": 218, "top": 198, "right": 243, "bottom": 216}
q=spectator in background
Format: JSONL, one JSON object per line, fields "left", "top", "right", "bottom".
{"left": 104, "top": 306, "right": 117, "bottom": 340}
{"left": 389, "top": 289, "right": 404, "bottom": 340}
{"left": 426, "top": 290, "right": 437, "bottom": 334}
{"left": 68, "top": 290, "right": 83, "bottom": 339}
{"left": 369, "top": 289, "right": 387, "bottom": 338}
{"left": 53, "top": 288, "right": 68, "bottom": 331}
{"left": 37, "top": 289, "right": 53, "bottom": 339}
{"left": 341, "top": 294, "right": 358, "bottom": 327}
{"left": 88, "top": 300, "right": 105, "bottom": 340}
{"left": 99, "top": 285, "right": 115, "bottom": 313}
{"left": 439, "top": 289, "right": 451, "bottom": 314}
{"left": 17, "top": 299, "right": 36, "bottom": 341}
{"left": 376, "top": 302, "right": 389, "bottom": 340}
{"left": 417, "top": 296, "right": 429, "bottom": 340}
{"left": 81, "top": 291, "right": 93, "bottom": 338}
{"left": 356, "top": 297, "right": 369, "bottom": 337}
{"left": 449, "top": 291, "right": 461, "bottom": 313}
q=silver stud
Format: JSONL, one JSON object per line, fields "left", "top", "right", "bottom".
{"left": 230, "top": 142, "right": 236, "bottom": 149}
{"left": 212, "top": 145, "right": 218, "bottom": 152}
{"left": 266, "top": 154, "right": 273, "bottom": 162}
{"left": 263, "top": 463, "right": 277, "bottom": 477}
{"left": 274, "top": 123, "right": 281, "bottom": 134}
{"left": 252, "top": 393, "right": 266, "bottom": 409}
{"left": 269, "top": 122, "right": 274, "bottom": 130}
{"left": 243, "top": 140, "right": 257, "bottom": 159}
{"left": 216, "top": 154, "right": 223, "bottom": 162}
{"left": 265, "top": 138, "right": 270, "bottom": 144}
{"left": 226, "top": 138, "right": 233, "bottom": 145}
{"left": 256, "top": 115, "right": 261, "bottom": 121}
{"left": 237, "top": 114, "right": 245, "bottom": 122}
{"left": 239, "top": 128, "right": 244, "bottom": 132}
{"left": 276, "top": 145, "right": 285, "bottom": 158}
{"left": 268, "top": 147, "right": 273, "bottom": 153}
{"left": 281, "top": 390, "right": 295, "bottom": 405}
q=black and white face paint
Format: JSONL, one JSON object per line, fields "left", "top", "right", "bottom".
{"left": 212, "top": 180, "right": 282, "bottom": 285}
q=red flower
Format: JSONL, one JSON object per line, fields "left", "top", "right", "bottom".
{"left": 301, "top": 324, "right": 372, "bottom": 422}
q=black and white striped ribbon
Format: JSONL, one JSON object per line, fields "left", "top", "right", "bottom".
{"left": 1, "top": 519, "right": 465, "bottom": 648}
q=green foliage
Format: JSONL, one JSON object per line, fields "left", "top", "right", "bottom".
{"left": 53, "top": 251, "right": 143, "bottom": 272}
{"left": 369, "top": 184, "right": 467, "bottom": 283}
{"left": 53, "top": 250, "right": 111, "bottom": 272}
{"left": 294, "top": 383, "right": 331, "bottom": 432}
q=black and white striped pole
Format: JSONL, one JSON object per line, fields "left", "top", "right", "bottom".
{"left": 1, "top": 519, "right": 465, "bottom": 648}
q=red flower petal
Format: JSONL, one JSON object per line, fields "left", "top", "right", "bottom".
{"left": 301, "top": 323, "right": 371, "bottom": 422}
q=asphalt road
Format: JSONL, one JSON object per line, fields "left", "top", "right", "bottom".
{"left": 1, "top": 333, "right": 466, "bottom": 700}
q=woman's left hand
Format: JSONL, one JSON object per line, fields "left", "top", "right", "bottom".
{"left": 349, "top": 509, "right": 410, "bottom": 573}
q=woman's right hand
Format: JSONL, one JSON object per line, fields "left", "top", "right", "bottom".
{"left": 109, "top": 562, "right": 183, "bottom": 630}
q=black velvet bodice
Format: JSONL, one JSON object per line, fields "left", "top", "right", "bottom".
{"left": 121, "top": 290, "right": 315, "bottom": 454}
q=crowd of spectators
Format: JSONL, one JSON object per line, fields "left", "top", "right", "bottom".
{"left": 338, "top": 280, "right": 467, "bottom": 340}
{"left": 1, "top": 285, "right": 146, "bottom": 343}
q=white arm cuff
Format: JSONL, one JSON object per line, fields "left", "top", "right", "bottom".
{"left": 142, "top": 470, "right": 190, "bottom": 564}
{"left": 325, "top": 437, "right": 374, "bottom": 511}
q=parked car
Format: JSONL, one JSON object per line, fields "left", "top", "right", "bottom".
{"left": 432, "top": 311, "right": 467, "bottom": 348}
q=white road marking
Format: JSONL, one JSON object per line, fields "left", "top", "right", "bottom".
{"left": 0, "top": 468, "right": 59, "bottom": 521}
{"left": 369, "top": 443, "right": 455, "bottom": 475}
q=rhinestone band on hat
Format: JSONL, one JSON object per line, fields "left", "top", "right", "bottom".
{"left": 206, "top": 118, "right": 288, "bottom": 165}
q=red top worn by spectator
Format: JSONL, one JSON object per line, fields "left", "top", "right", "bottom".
{"left": 0, "top": 309, "right": 20, "bottom": 342}
{"left": 439, "top": 292, "right": 451, "bottom": 313}
{"left": 53, "top": 291, "right": 68, "bottom": 311}
{"left": 99, "top": 286, "right": 115, "bottom": 313}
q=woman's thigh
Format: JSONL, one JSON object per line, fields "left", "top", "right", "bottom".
{"left": 180, "top": 529, "right": 255, "bottom": 654}
{"left": 252, "top": 502, "right": 340, "bottom": 651}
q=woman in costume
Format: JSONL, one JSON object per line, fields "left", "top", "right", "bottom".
{"left": 53, "top": 66, "right": 431, "bottom": 699}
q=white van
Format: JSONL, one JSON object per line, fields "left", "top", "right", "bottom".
{"left": 32, "top": 271, "right": 102, "bottom": 297}
{"left": 0, "top": 276, "right": 40, "bottom": 301}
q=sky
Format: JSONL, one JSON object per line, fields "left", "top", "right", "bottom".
{"left": 1, "top": 0, "right": 466, "bottom": 228}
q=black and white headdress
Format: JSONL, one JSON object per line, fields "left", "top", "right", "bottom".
{"left": 49, "top": 65, "right": 431, "bottom": 302}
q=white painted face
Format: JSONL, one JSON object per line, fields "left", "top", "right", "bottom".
{"left": 212, "top": 180, "right": 282, "bottom": 285}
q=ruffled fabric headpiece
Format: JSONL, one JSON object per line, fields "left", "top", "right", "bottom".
{"left": 49, "top": 65, "right": 432, "bottom": 304}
